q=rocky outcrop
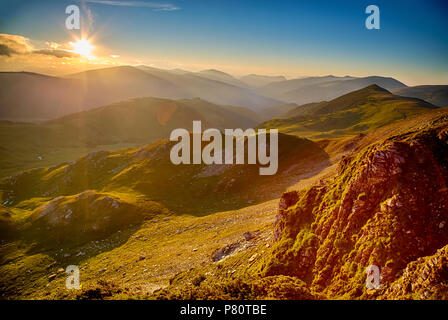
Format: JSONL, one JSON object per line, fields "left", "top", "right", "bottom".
{"left": 381, "top": 244, "right": 448, "bottom": 299}
{"left": 264, "top": 117, "right": 448, "bottom": 298}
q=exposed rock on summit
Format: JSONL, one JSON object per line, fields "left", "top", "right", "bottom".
{"left": 265, "top": 116, "right": 448, "bottom": 298}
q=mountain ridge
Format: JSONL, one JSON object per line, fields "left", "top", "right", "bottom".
{"left": 259, "top": 84, "right": 437, "bottom": 139}
{"left": 259, "top": 75, "right": 407, "bottom": 105}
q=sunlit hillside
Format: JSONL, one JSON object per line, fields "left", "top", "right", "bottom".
{"left": 259, "top": 85, "right": 437, "bottom": 139}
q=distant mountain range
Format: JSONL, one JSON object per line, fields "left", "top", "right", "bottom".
{"left": 240, "top": 74, "right": 287, "bottom": 87}
{"left": 4, "top": 66, "right": 445, "bottom": 122}
{"left": 194, "top": 69, "right": 249, "bottom": 88}
{"left": 391, "top": 85, "right": 448, "bottom": 107}
{"left": 0, "top": 67, "right": 283, "bottom": 120}
{"left": 258, "top": 75, "right": 407, "bottom": 105}
{"left": 0, "top": 71, "right": 83, "bottom": 120}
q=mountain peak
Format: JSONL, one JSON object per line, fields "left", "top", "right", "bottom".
{"left": 364, "top": 83, "right": 391, "bottom": 93}
{"left": 199, "top": 69, "right": 230, "bottom": 76}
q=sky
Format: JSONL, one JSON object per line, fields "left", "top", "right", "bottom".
{"left": 0, "top": 0, "right": 447, "bottom": 85}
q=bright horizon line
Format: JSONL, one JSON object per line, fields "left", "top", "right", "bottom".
{"left": 0, "top": 64, "right": 418, "bottom": 86}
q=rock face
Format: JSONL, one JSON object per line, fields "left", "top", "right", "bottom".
{"left": 383, "top": 244, "right": 448, "bottom": 299}
{"left": 212, "top": 243, "right": 240, "bottom": 262}
{"left": 264, "top": 117, "right": 448, "bottom": 299}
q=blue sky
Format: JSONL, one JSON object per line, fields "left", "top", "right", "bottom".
{"left": 0, "top": 0, "right": 447, "bottom": 84}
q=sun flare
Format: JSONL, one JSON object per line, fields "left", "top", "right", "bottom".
{"left": 69, "top": 39, "right": 94, "bottom": 59}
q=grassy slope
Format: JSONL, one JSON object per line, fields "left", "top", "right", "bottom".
{"left": 260, "top": 85, "right": 437, "bottom": 139}
{"left": 151, "top": 108, "right": 448, "bottom": 300}
{"left": 0, "top": 200, "right": 278, "bottom": 299}
{"left": 1, "top": 110, "right": 446, "bottom": 300}
{"left": 0, "top": 125, "right": 334, "bottom": 299}
{"left": 0, "top": 132, "right": 329, "bottom": 216}
{"left": 1, "top": 88, "right": 445, "bottom": 300}
{"left": 0, "top": 137, "right": 333, "bottom": 299}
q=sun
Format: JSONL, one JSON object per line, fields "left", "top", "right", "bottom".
{"left": 69, "top": 39, "right": 94, "bottom": 59}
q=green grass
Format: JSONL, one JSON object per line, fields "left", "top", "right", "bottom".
{"left": 1, "top": 88, "right": 446, "bottom": 300}
{"left": 259, "top": 85, "right": 436, "bottom": 139}
{"left": 1, "top": 132, "right": 330, "bottom": 215}
{"left": 0, "top": 199, "right": 278, "bottom": 299}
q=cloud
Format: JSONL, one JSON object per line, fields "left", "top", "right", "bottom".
{"left": 0, "top": 33, "right": 129, "bottom": 76}
{"left": 0, "top": 34, "right": 34, "bottom": 56}
{"left": 46, "top": 42, "right": 61, "bottom": 49}
{"left": 84, "top": 0, "right": 180, "bottom": 11}
{"left": 0, "top": 34, "right": 79, "bottom": 59}
{"left": 0, "top": 44, "right": 16, "bottom": 56}
{"left": 33, "top": 49, "right": 80, "bottom": 58}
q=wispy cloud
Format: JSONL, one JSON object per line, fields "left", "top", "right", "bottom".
{"left": 81, "top": 1, "right": 96, "bottom": 34}
{"left": 84, "top": 0, "right": 180, "bottom": 11}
